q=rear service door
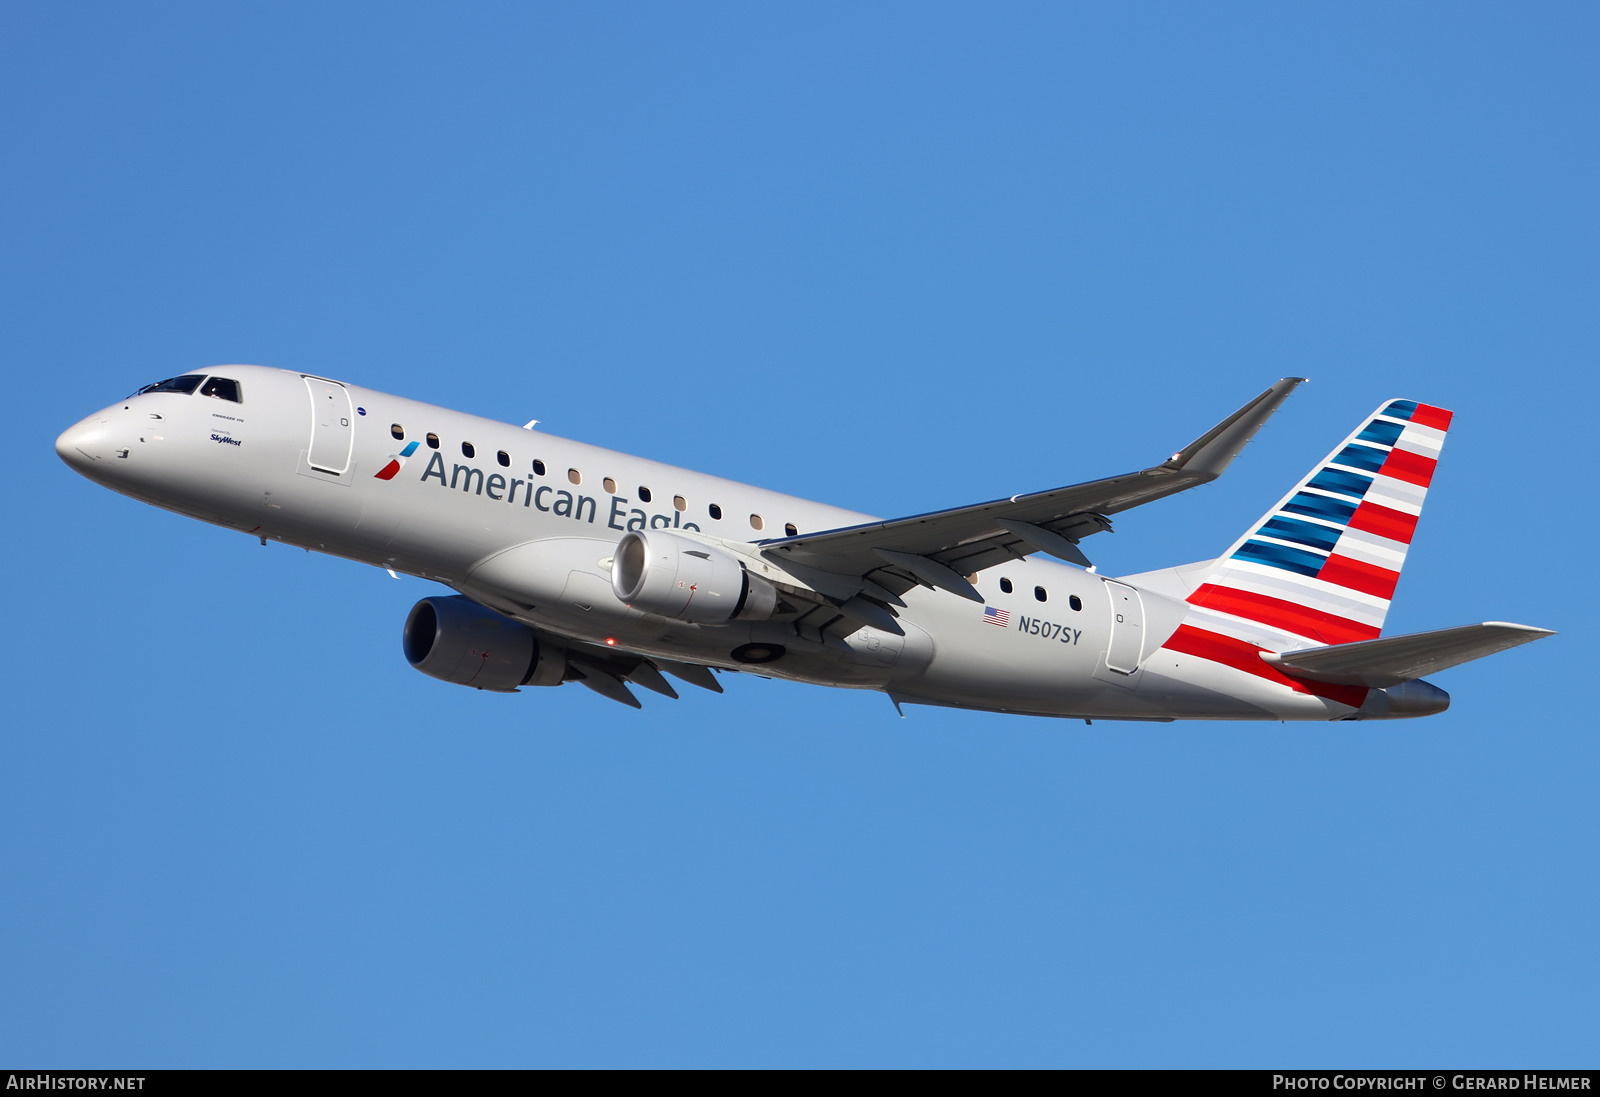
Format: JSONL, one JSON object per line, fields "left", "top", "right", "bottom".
{"left": 1103, "top": 579, "right": 1146, "bottom": 675}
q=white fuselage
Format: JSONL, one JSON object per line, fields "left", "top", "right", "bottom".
{"left": 56, "top": 365, "right": 1424, "bottom": 721}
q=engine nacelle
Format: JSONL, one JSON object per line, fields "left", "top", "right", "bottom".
{"left": 402, "top": 596, "right": 566, "bottom": 692}
{"left": 610, "top": 529, "right": 778, "bottom": 624}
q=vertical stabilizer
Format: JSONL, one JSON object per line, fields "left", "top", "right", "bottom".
{"left": 1176, "top": 398, "right": 1453, "bottom": 656}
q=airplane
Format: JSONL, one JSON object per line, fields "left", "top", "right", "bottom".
{"left": 54, "top": 367, "right": 1552, "bottom": 721}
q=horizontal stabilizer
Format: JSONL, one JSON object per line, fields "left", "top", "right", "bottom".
{"left": 1261, "top": 622, "right": 1554, "bottom": 687}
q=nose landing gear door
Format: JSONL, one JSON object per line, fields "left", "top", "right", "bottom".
{"left": 303, "top": 376, "right": 354, "bottom": 476}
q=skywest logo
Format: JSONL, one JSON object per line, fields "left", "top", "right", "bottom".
{"left": 409, "top": 450, "right": 701, "bottom": 532}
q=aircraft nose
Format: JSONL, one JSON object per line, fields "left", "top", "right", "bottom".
{"left": 56, "top": 416, "right": 111, "bottom": 474}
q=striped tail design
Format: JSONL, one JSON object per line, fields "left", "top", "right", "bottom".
{"left": 1162, "top": 399, "right": 1452, "bottom": 707}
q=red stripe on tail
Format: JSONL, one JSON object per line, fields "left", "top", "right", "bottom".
{"left": 1188, "top": 584, "right": 1380, "bottom": 645}
{"left": 1317, "top": 554, "right": 1400, "bottom": 600}
{"left": 1346, "top": 500, "right": 1418, "bottom": 544}
{"left": 1410, "top": 404, "right": 1453, "bottom": 431}
{"left": 1161, "top": 624, "right": 1368, "bottom": 709}
{"left": 1379, "top": 447, "right": 1436, "bottom": 487}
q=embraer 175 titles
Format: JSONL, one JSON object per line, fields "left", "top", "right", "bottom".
{"left": 56, "top": 368, "right": 1552, "bottom": 719}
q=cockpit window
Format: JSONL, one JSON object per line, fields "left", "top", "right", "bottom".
{"left": 133, "top": 374, "right": 205, "bottom": 397}
{"left": 200, "top": 376, "right": 242, "bottom": 403}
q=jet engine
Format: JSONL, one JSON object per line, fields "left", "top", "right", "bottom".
{"left": 610, "top": 529, "right": 778, "bottom": 624}
{"left": 403, "top": 595, "right": 566, "bottom": 691}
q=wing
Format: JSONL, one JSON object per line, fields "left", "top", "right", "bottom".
{"left": 762, "top": 379, "right": 1305, "bottom": 605}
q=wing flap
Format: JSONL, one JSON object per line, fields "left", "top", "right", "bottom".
{"left": 569, "top": 663, "right": 644, "bottom": 708}
{"left": 1261, "top": 622, "right": 1555, "bottom": 687}
{"left": 655, "top": 658, "right": 725, "bottom": 693}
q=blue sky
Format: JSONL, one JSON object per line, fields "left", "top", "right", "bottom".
{"left": 3, "top": 2, "right": 1595, "bottom": 1067}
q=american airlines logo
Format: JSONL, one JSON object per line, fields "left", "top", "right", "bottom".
{"left": 374, "top": 441, "right": 420, "bottom": 480}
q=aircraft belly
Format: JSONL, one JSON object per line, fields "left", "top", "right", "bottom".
{"left": 897, "top": 589, "right": 1102, "bottom": 711}
{"left": 480, "top": 602, "right": 932, "bottom": 691}
{"left": 897, "top": 582, "right": 1350, "bottom": 720}
{"left": 1148, "top": 654, "right": 1356, "bottom": 720}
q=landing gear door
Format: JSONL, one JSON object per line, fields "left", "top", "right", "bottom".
{"left": 1103, "top": 579, "right": 1146, "bottom": 675}
{"left": 304, "top": 376, "right": 354, "bottom": 476}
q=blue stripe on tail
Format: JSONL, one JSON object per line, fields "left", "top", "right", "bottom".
{"left": 1306, "top": 467, "right": 1373, "bottom": 499}
{"left": 1281, "top": 491, "right": 1359, "bottom": 525}
{"left": 1259, "top": 516, "right": 1343, "bottom": 552}
{"left": 1231, "top": 540, "right": 1326, "bottom": 577}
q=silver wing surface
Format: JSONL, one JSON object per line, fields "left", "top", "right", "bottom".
{"left": 761, "top": 379, "right": 1305, "bottom": 615}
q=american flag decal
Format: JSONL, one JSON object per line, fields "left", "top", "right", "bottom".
{"left": 984, "top": 606, "right": 1010, "bottom": 627}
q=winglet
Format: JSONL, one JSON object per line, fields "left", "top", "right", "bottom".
{"left": 1161, "top": 378, "right": 1306, "bottom": 481}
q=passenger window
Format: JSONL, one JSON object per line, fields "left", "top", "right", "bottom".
{"left": 750, "top": 514, "right": 764, "bottom": 531}
{"left": 1069, "top": 595, "right": 1083, "bottom": 612}
{"left": 1035, "top": 586, "right": 1047, "bottom": 602}
{"left": 603, "top": 477, "right": 617, "bottom": 494}
{"left": 639, "top": 487, "right": 652, "bottom": 503}
{"left": 785, "top": 523, "right": 798, "bottom": 537}
{"left": 426, "top": 433, "right": 440, "bottom": 450}
{"left": 532, "top": 460, "right": 546, "bottom": 476}
{"left": 1000, "top": 577, "right": 1013, "bottom": 594}
{"left": 496, "top": 450, "right": 510, "bottom": 467}
{"left": 462, "top": 441, "right": 475, "bottom": 458}
{"left": 708, "top": 504, "right": 722, "bottom": 520}
{"left": 673, "top": 495, "right": 686, "bottom": 512}
{"left": 568, "top": 468, "right": 582, "bottom": 485}
{"left": 391, "top": 424, "right": 405, "bottom": 440}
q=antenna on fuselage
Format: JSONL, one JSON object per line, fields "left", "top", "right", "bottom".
{"left": 522, "top": 419, "right": 539, "bottom": 430}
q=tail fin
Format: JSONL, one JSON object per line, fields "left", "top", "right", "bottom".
{"left": 1181, "top": 398, "right": 1453, "bottom": 653}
